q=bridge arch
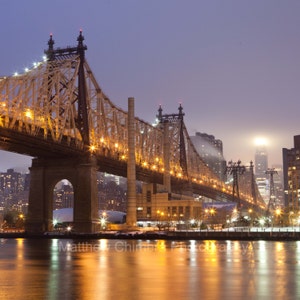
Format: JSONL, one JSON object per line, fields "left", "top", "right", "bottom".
{"left": 25, "top": 155, "right": 99, "bottom": 233}
{"left": 53, "top": 179, "right": 74, "bottom": 208}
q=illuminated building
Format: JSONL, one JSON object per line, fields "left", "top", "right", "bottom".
{"left": 254, "top": 145, "right": 268, "bottom": 204}
{"left": 282, "top": 135, "right": 300, "bottom": 210}
{"left": 136, "top": 183, "right": 202, "bottom": 227}
{"left": 255, "top": 145, "right": 268, "bottom": 178}
{"left": 0, "top": 169, "right": 28, "bottom": 212}
{"left": 271, "top": 164, "right": 284, "bottom": 207}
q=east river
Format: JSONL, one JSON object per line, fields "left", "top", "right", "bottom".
{"left": 1, "top": 238, "right": 300, "bottom": 299}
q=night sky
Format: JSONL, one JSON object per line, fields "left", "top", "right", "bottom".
{"left": 1, "top": 0, "right": 300, "bottom": 172}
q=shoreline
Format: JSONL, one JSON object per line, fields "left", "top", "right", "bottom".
{"left": 1, "top": 230, "right": 300, "bottom": 241}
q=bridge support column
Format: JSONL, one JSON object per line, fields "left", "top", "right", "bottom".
{"left": 25, "top": 156, "right": 99, "bottom": 234}
{"left": 126, "top": 97, "right": 137, "bottom": 226}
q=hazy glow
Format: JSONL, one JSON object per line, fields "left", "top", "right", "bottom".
{"left": 254, "top": 137, "right": 268, "bottom": 146}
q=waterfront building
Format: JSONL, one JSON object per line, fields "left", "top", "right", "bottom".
{"left": 136, "top": 183, "right": 203, "bottom": 228}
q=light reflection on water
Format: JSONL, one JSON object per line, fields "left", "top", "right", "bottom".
{"left": 0, "top": 238, "right": 300, "bottom": 299}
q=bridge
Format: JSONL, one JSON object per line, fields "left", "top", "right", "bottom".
{"left": 0, "top": 32, "right": 266, "bottom": 233}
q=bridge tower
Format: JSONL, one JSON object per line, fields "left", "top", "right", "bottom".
{"left": 25, "top": 32, "right": 99, "bottom": 233}
{"left": 225, "top": 160, "right": 246, "bottom": 210}
{"left": 265, "top": 168, "right": 278, "bottom": 213}
{"left": 157, "top": 104, "right": 191, "bottom": 194}
{"left": 249, "top": 161, "right": 257, "bottom": 206}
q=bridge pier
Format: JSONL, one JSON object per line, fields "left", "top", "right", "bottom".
{"left": 25, "top": 155, "right": 99, "bottom": 234}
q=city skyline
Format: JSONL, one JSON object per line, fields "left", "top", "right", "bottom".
{"left": 1, "top": 1, "right": 300, "bottom": 171}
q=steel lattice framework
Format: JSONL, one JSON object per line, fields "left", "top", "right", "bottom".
{"left": 0, "top": 32, "right": 266, "bottom": 211}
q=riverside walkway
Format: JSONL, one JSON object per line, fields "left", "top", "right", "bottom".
{"left": 1, "top": 227, "right": 300, "bottom": 241}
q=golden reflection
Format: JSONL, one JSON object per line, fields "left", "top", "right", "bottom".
{"left": 99, "top": 239, "right": 109, "bottom": 251}
{"left": 7, "top": 239, "right": 300, "bottom": 298}
{"left": 16, "top": 238, "right": 24, "bottom": 259}
{"left": 156, "top": 240, "right": 166, "bottom": 251}
{"left": 274, "top": 242, "right": 285, "bottom": 266}
{"left": 276, "top": 242, "right": 284, "bottom": 252}
{"left": 202, "top": 240, "right": 219, "bottom": 264}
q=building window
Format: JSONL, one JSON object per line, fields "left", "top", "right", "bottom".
{"left": 146, "top": 191, "right": 151, "bottom": 202}
{"left": 146, "top": 207, "right": 151, "bottom": 218}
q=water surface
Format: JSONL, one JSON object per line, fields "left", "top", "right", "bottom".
{"left": 0, "top": 238, "right": 300, "bottom": 299}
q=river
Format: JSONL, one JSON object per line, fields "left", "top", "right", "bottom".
{"left": 0, "top": 238, "right": 300, "bottom": 299}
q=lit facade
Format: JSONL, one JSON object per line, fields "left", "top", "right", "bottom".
{"left": 271, "top": 164, "right": 284, "bottom": 207}
{"left": 136, "top": 183, "right": 202, "bottom": 225}
{"left": 0, "top": 169, "right": 28, "bottom": 213}
{"left": 254, "top": 146, "right": 268, "bottom": 204}
{"left": 283, "top": 135, "right": 300, "bottom": 210}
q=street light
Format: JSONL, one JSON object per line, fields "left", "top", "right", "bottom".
{"left": 100, "top": 211, "right": 107, "bottom": 230}
{"left": 209, "top": 208, "right": 216, "bottom": 215}
{"left": 259, "top": 218, "right": 265, "bottom": 227}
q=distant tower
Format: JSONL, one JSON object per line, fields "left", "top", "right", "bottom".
{"left": 254, "top": 145, "right": 268, "bottom": 204}
{"left": 255, "top": 145, "right": 268, "bottom": 178}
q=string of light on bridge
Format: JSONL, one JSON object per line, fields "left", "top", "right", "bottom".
{"left": 12, "top": 56, "right": 47, "bottom": 78}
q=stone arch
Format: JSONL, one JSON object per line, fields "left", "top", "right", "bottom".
{"left": 25, "top": 156, "right": 99, "bottom": 233}
{"left": 53, "top": 179, "right": 74, "bottom": 227}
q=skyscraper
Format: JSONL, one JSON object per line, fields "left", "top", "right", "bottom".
{"left": 255, "top": 145, "right": 268, "bottom": 178}
{"left": 190, "top": 132, "right": 226, "bottom": 181}
{"left": 254, "top": 145, "right": 268, "bottom": 204}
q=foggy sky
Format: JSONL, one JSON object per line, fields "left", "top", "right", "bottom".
{"left": 1, "top": 0, "right": 300, "bottom": 172}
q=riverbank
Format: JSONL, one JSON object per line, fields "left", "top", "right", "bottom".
{"left": 1, "top": 229, "right": 300, "bottom": 241}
